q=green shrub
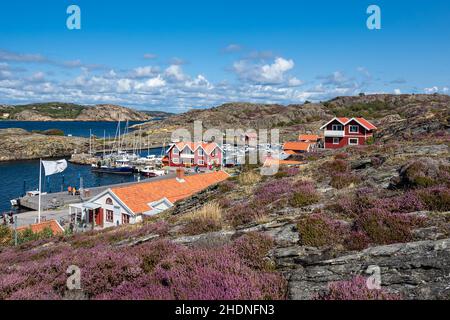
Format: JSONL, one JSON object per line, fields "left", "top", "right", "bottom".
{"left": 415, "top": 186, "right": 450, "bottom": 211}
{"left": 297, "top": 213, "right": 345, "bottom": 247}
{"left": 330, "top": 173, "right": 360, "bottom": 189}
{"left": 0, "top": 225, "right": 12, "bottom": 246}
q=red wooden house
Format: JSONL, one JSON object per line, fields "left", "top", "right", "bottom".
{"left": 166, "top": 142, "right": 223, "bottom": 168}
{"left": 320, "top": 117, "right": 377, "bottom": 149}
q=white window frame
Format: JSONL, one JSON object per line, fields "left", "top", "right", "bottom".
{"left": 349, "top": 138, "right": 359, "bottom": 145}
{"left": 198, "top": 148, "right": 204, "bottom": 156}
{"left": 332, "top": 124, "right": 344, "bottom": 131}
{"left": 172, "top": 158, "right": 179, "bottom": 164}
{"left": 333, "top": 137, "right": 340, "bottom": 145}
{"left": 349, "top": 125, "right": 359, "bottom": 133}
{"left": 198, "top": 159, "right": 204, "bottom": 165}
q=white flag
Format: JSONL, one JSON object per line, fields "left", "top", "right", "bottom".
{"left": 42, "top": 159, "right": 68, "bottom": 176}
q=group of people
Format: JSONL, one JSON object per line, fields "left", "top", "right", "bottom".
{"left": 1, "top": 211, "right": 14, "bottom": 225}
{"left": 67, "top": 186, "right": 79, "bottom": 196}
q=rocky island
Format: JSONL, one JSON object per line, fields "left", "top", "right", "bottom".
{"left": 0, "top": 102, "right": 172, "bottom": 122}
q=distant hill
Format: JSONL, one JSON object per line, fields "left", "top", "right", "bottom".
{"left": 138, "top": 110, "right": 175, "bottom": 119}
{"left": 133, "top": 94, "right": 450, "bottom": 144}
{"left": 0, "top": 102, "right": 170, "bottom": 122}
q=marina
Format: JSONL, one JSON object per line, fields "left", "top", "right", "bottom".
{"left": 0, "top": 147, "right": 167, "bottom": 213}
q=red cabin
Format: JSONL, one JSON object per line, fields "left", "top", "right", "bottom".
{"left": 166, "top": 142, "right": 223, "bottom": 168}
{"left": 320, "top": 117, "right": 377, "bottom": 149}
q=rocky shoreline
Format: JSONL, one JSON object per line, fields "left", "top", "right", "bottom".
{"left": 0, "top": 128, "right": 90, "bottom": 162}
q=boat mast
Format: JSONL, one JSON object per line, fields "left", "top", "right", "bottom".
{"left": 89, "top": 129, "right": 92, "bottom": 155}
{"left": 103, "top": 129, "right": 106, "bottom": 158}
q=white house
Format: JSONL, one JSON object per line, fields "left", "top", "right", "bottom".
{"left": 69, "top": 169, "right": 229, "bottom": 230}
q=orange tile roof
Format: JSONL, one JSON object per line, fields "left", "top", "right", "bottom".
{"left": 355, "top": 117, "right": 377, "bottom": 130}
{"left": 264, "top": 158, "right": 303, "bottom": 166}
{"left": 298, "top": 134, "right": 320, "bottom": 142}
{"left": 16, "top": 219, "right": 64, "bottom": 235}
{"left": 172, "top": 142, "right": 220, "bottom": 154}
{"left": 337, "top": 117, "right": 350, "bottom": 123}
{"left": 283, "top": 141, "right": 312, "bottom": 151}
{"left": 112, "top": 171, "right": 229, "bottom": 214}
{"left": 284, "top": 150, "right": 297, "bottom": 155}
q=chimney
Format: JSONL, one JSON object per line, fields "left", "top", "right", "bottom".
{"left": 176, "top": 167, "right": 185, "bottom": 182}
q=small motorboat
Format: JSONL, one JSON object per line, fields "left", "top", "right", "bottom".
{"left": 140, "top": 166, "right": 165, "bottom": 177}
{"left": 10, "top": 198, "right": 19, "bottom": 207}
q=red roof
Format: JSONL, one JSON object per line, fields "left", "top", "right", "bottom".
{"left": 17, "top": 219, "right": 64, "bottom": 235}
{"left": 320, "top": 117, "right": 377, "bottom": 130}
{"left": 354, "top": 117, "right": 377, "bottom": 130}
{"left": 337, "top": 117, "right": 350, "bottom": 124}
{"left": 170, "top": 142, "right": 221, "bottom": 155}
{"left": 283, "top": 141, "right": 312, "bottom": 152}
{"left": 264, "top": 158, "right": 303, "bottom": 166}
{"left": 112, "top": 171, "right": 229, "bottom": 214}
{"left": 298, "top": 134, "right": 321, "bottom": 142}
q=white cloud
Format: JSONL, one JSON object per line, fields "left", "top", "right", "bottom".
{"left": 135, "top": 75, "right": 166, "bottom": 91}
{"left": 223, "top": 44, "right": 242, "bottom": 53}
{"left": 233, "top": 56, "right": 297, "bottom": 85}
{"left": 394, "top": 88, "right": 401, "bottom": 95}
{"left": 117, "top": 79, "right": 132, "bottom": 92}
{"left": 143, "top": 53, "right": 157, "bottom": 59}
{"left": 165, "top": 65, "right": 187, "bottom": 81}
{"left": 133, "top": 66, "right": 159, "bottom": 78}
{"left": 424, "top": 86, "right": 439, "bottom": 94}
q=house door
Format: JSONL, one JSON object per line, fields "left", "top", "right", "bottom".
{"left": 88, "top": 210, "right": 93, "bottom": 223}
{"left": 95, "top": 208, "right": 103, "bottom": 226}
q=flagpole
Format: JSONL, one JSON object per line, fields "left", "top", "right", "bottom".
{"left": 38, "top": 158, "right": 42, "bottom": 223}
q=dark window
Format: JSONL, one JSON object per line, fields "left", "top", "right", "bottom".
{"left": 349, "top": 125, "right": 359, "bottom": 133}
{"left": 106, "top": 198, "right": 113, "bottom": 205}
{"left": 122, "top": 214, "right": 130, "bottom": 224}
{"left": 106, "top": 210, "right": 114, "bottom": 222}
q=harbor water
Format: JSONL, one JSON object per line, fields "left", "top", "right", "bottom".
{"left": 0, "top": 120, "right": 144, "bottom": 138}
{"left": 0, "top": 147, "right": 165, "bottom": 213}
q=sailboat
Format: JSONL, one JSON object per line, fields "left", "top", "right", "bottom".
{"left": 91, "top": 119, "right": 134, "bottom": 175}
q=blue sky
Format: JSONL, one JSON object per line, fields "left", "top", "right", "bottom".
{"left": 0, "top": 0, "right": 449, "bottom": 112}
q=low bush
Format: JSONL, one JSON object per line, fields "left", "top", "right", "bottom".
{"left": 330, "top": 173, "right": 360, "bottom": 189}
{"left": 415, "top": 186, "right": 450, "bottom": 212}
{"left": 218, "top": 180, "right": 236, "bottom": 193}
{"left": 323, "top": 159, "right": 349, "bottom": 174}
{"left": 17, "top": 226, "right": 54, "bottom": 245}
{"left": 229, "top": 232, "right": 275, "bottom": 271}
{"left": 254, "top": 180, "right": 292, "bottom": 206}
{"left": 354, "top": 209, "right": 425, "bottom": 245}
{"left": 0, "top": 233, "right": 288, "bottom": 300}
{"left": 297, "top": 213, "right": 346, "bottom": 247}
{"left": 344, "top": 231, "right": 371, "bottom": 251}
{"left": 181, "top": 202, "right": 223, "bottom": 235}
{"left": 238, "top": 171, "right": 261, "bottom": 186}
{"left": 316, "top": 276, "right": 401, "bottom": 300}
{"left": 0, "top": 225, "right": 12, "bottom": 246}
{"left": 334, "top": 152, "right": 349, "bottom": 160}
{"left": 182, "top": 218, "right": 222, "bottom": 236}
{"left": 289, "top": 181, "right": 320, "bottom": 207}
{"left": 226, "top": 202, "right": 266, "bottom": 227}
